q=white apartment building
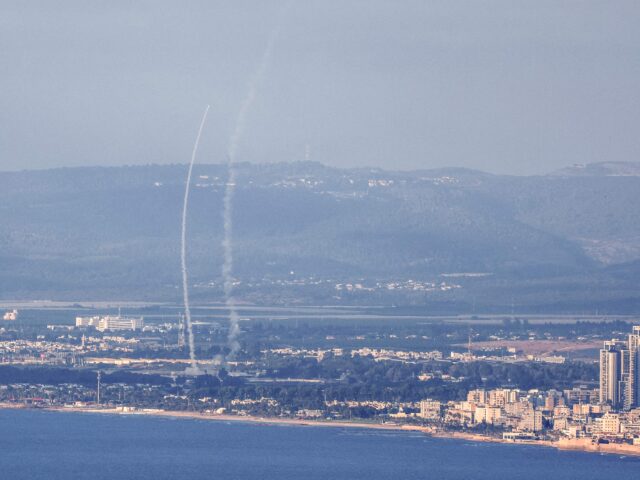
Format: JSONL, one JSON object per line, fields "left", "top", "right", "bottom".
{"left": 419, "top": 400, "right": 442, "bottom": 420}
{"left": 600, "top": 412, "right": 621, "bottom": 434}
{"left": 474, "top": 406, "right": 502, "bottom": 425}
{"left": 467, "top": 389, "right": 487, "bottom": 404}
{"left": 488, "top": 388, "right": 519, "bottom": 407}
{"left": 75, "top": 315, "right": 144, "bottom": 332}
{"left": 518, "top": 408, "right": 543, "bottom": 432}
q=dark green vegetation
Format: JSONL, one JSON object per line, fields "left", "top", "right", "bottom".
{"left": 2, "top": 161, "right": 639, "bottom": 312}
{"left": 239, "top": 356, "right": 596, "bottom": 403}
{"left": 0, "top": 163, "right": 640, "bottom": 312}
{"left": 0, "top": 358, "right": 598, "bottom": 417}
{"left": 0, "top": 366, "right": 169, "bottom": 387}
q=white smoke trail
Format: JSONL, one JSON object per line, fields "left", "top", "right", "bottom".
{"left": 223, "top": 3, "right": 292, "bottom": 360}
{"left": 181, "top": 105, "right": 210, "bottom": 373}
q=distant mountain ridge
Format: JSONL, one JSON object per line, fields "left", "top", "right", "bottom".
{"left": 0, "top": 161, "right": 639, "bottom": 313}
{"left": 550, "top": 161, "right": 640, "bottom": 177}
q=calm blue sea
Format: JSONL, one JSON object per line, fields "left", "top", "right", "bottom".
{"left": 0, "top": 409, "right": 638, "bottom": 479}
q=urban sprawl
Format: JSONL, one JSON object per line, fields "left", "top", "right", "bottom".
{"left": 1, "top": 309, "right": 640, "bottom": 455}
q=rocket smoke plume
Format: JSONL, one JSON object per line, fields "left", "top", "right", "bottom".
{"left": 181, "top": 105, "right": 210, "bottom": 373}
{"left": 223, "top": 2, "right": 292, "bottom": 359}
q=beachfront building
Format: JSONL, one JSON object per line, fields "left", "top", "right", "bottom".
{"left": 599, "top": 326, "right": 640, "bottom": 410}
{"left": 518, "top": 408, "right": 543, "bottom": 432}
{"left": 419, "top": 400, "right": 442, "bottom": 420}
{"left": 474, "top": 406, "right": 502, "bottom": 425}
{"left": 600, "top": 413, "right": 621, "bottom": 434}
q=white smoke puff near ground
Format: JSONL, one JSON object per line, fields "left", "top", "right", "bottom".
{"left": 181, "top": 105, "right": 210, "bottom": 374}
{"left": 222, "top": 2, "right": 293, "bottom": 360}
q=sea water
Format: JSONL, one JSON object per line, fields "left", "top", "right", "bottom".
{"left": 0, "top": 409, "right": 637, "bottom": 480}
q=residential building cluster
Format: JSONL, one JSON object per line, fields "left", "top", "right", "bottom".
{"left": 351, "top": 348, "right": 443, "bottom": 362}
{"left": 334, "top": 280, "right": 460, "bottom": 293}
{"left": 2, "top": 309, "right": 18, "bottom": 321}
{"left": 266, "top": 347, "right": 443, "bottom": 363}
{"left": 449, "top": 351, "right": 566, "bottom": 364}
{"left": 325, "top": 400, "right": 416, "bottom": 411}
{"left": 0, "top": 332, "right": 145, "bottom": 365}
{"left": 0, "top": 340, "right": 84, "bottom": 365}
{"left": 267, "top": 344, "right": 567, "bottom": 366}
{"left": 412, "top": 325, "right": 640, "bottom": 443}
{"left": 417, "top": 386, "right": 640, "bottom": 439}
{"left": 419, "top": 388, "right": 550, "bottom": 433}
{"left": 267, "top": 347, "right": 344, "bottom": 361}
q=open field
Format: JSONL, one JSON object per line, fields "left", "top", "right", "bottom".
{"left": 1, "top": 301, "right": 637, "bottom": 326}
{"left": 466, "top": 339, "right": 603, "bottom": 356}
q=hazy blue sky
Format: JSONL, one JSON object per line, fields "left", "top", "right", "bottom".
{"left": 1, "top": 1, "right": 639, "bottom": 175}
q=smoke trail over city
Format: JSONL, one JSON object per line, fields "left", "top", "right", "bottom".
{"left": 222, "top": 3, "right": 292, "bottom": 359}
{"left": 181, "top": 105, "right": 210, "bottom": 373}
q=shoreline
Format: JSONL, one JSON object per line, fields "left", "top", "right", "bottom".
{"left": 2, "top": 404, "right": 639, "bottom": 458}
{"left": 44, "top": 406, "right": 414, "bottom": 432}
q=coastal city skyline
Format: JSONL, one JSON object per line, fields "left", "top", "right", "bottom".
{"left": 1, "top": 306, "right": 640, "bottom": 457}
{"left": 2, "top": 1, "right": 639, "bottom": 478}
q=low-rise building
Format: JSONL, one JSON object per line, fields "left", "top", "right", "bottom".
{"left": 76, "top": 315, "right": 144, "bottom": 332}
{"left": 553, "top": 416, "right": 569, "bottom": 431}
{"left": 445, "top": 406, "right": 474, "bottom": 425}
{"left": 601, "top": 412, "right": 621, "bottom": 434}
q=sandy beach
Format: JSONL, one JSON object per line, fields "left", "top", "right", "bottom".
{"left": 45, "top": 405, "right": 416, "bottom": 432}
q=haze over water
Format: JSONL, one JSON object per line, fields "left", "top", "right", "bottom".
{"left": 1, "top": 410, "right": 637, "bottom": 480}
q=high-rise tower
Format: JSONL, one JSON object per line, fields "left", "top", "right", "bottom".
{"left": 626, "top": 326, "right": 640, "bottom": 409}
{"left": 599, "top": 326, "right": 640, "bottom": 410}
